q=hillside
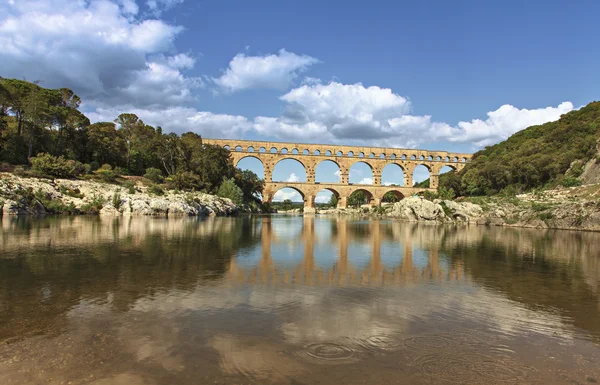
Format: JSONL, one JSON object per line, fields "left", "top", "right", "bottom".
{"left": 441, "top": 101, "right": 600, "bottom": 196}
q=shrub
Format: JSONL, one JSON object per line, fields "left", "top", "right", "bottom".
{"left": 59, "top": 185, "right": 84, "bottom": 199}
{"left": 148, "top": 184, "right": 164, "bottom": 196}
{"left": 112, "top": 191, "right": 122, "bottom": 209}
{"left": 562, "top": 177, "right": 582, "bottom": 188}
{"left": 143, "top": 167, "right": 164, "bottom": 184}
{"left": 95, "top": 164, "right": 118, "bottom": 182}
{"left": 81, "top": 194, "right": 105, "bottom": 214}
{"left": 217, "top": 178, "right": 244, "bottom": 205}
{"left": 30, "top": 153, "right": 85, "bottom": 178}
{"left": 122, "top": 180, "right": 136, "bottom": 194}
{"left": 13, "top": 165, "right": 26, "bottom": 176}
{"left": 422, "top": 191, "right": 437, "bottom": 201}
{"left": 437, "top": 187, "right": 455, "bottom": 200}
{"left": 165, "top": 171, "right": 201, "bottom": 191}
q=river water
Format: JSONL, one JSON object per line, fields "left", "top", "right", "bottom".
{"left": 0, "top": 215, "right": 599, "bottom": 385}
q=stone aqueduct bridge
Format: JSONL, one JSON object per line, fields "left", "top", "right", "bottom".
{"left": 203, "top": 138, "right": 473, "bottom": 209}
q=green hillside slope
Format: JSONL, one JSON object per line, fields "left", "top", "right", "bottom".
{"left": 442, "top": 101, "right": 600, "bottom": 196}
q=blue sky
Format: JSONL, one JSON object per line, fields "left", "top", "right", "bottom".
{"left": 1, "top": 0, "right": 598, "bottom": 201}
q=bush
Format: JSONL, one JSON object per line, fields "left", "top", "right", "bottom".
{"left": 422, "top": 191, "right": 437, "bottom": 201}
{"left": 81, "top": 194, "right": 105, "bottom": 214}
{"left": 59, "top": 185, "right": 84, "bottom": 199}
{"left": 112, "top": 191, "right": 122, "bottom": 209}
{"left": 30, "top": 153, "right": 85, "bottom": 178}
{"left": 148, "top": 184, "right": 164, "bottom": 196}
{"left": 13, "top": 165, "right": 26, "bottom": 176}
{"left": 166, "top": 171, "right": 201, "bottom": 191}
{"left": 562, "top": 177, "right": 582, "bottom": 187}
{"left": 437, "top": 187, "right": 456, "bottom": 200}
{"left": 217, "top": 178, "right": 244, "bottom": 205}
{"left": 95, "top": 164, "right": 118, "bottom": 182}
{"left": 144, "top": 167, "right": 164, "bottom": 184}
{"left": 122, "top": 180, "right": 136, "bottom": 194}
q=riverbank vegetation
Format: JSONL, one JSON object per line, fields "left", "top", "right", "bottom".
{"left": 0, "top": 78, "right": 264, "bottom": 209}
{"left": 437, "top": 102, "right": 600, "bottom": 197}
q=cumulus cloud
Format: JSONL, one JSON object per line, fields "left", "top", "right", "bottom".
{"left": 252, "top": 81, "right": 412, "bottom": 142}
{"left": 252, "top": 81, "right": 574, "bottom": 148}
{"left": 0, "top": 0, "right": 197, "bottom": 109}
{"left": 447, "top": 102, "right": 575, "bottom": 146}
{"left": 87, "top": 107, "right": 252, "bottom": 137}
{"left": 314, "top": 194, "right": 330, "bottom": 204}
{"left": 358, "top": 177, "right": 373, "bottom": 185}
{"left": 272, "top": 189, "right": 302, "bottom": 202}
{"left": 213, "top": 49, "right": 319, "bottom": 93}
{"left": 286, "top": 173, "right": 300, "bottom": 182}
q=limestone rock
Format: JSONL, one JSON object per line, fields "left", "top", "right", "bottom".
{"left": 441, "top": 200, "right": 483, "bottom": 222}
{"left": 389, "top": 197, "right": 447, "bottom": 222}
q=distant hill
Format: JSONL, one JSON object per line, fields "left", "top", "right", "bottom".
{"left": 441, "top": 101, "right": 600, "bottom": 196}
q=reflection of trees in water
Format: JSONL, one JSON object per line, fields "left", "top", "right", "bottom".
{"left": 0, "top": 216, "right": 261, "bottom": 340}
{"left": 440, "top": 227, "right": 600, "bottom": 339}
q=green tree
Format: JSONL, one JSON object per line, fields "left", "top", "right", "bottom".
{"left": 217, "top": 177, "right": 244, "bottom": 205}
{"left": 328, "top": 193, "right": 338, "bottom": 208}
{"left": 234, "top": 169, "right": 264, "bottom": 203}
{"left": 382, "top": 191, "right": 400, "bottom": 203}
{"left": 348, "top": 190, "right": 368, "bottom": 207}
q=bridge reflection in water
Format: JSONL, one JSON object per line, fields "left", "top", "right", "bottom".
{"left": 225, "top": 217, "right": 465, "bottom": 286}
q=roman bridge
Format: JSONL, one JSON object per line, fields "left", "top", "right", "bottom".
{"left": 203, "top": 138, "right": 472, "bottom": 210}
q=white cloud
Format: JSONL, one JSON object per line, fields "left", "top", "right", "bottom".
{"left": 87, "top": 107, "right": 252, "bottom": 137}
{"left": 272, "top": 189, "right": 302, "bottom": 202}
{"left": 253, "top": 81, "right": 412, "bottom": 142}
{"left": 146, "top": 0, "right": 183, "bottom": 15}
{"left": 252, "top": 81, "right": 574, "bottom": 148}
{"left": 213, "top": 49, "right": 319, "bottom": 93}
{"left": 358, "top": 177, "right": 373, "bottom": 185}
{"left": 0, "top": 0, "right": 195, "bottom": 110}
{"left": 447, "top": 102, "right": 574, "bottom": 146}
{"left": 286, "top": 173, "right": 300, "bottom": 182}
{"left": 314, "top": 194, "right": 330, "bottom": 204}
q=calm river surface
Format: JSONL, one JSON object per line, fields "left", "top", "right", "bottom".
{"left": 1, "top": 216, "right": 599, "bottom": 385}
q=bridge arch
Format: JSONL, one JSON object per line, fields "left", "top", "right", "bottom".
{"left": 382, "top": 163, "right": 405, "bottom": 186}
{"left": 316, "top": 159, "right": 341, "bottom": 183}
{"left": 272, "top": 158, "right": 307, "bottom": 183}
{"left": 271, "top": 186, "right": 305, "bottom": 203}
{"left": 234, "top": 154, "right": 264, "bottom": 168}
{"left": 381, "top": 189, "right": 405, "bottom": 203}
{"left": 348, "top": 188, "right": 374, "bottom": 207}
{"left": 315, "top": 187, "right": 341, "bottom": 207}
{"left": 349, "top": 161, "right": 374, "bottom": 185}
{"left": 412, "top": 164, "right": 432, "bottom": 187}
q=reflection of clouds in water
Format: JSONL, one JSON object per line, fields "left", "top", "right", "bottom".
{"left": 120, "top": 280, "right": 575, "bottom": 351}
{"left": 209, "top": 334, "right": 305, "bottom": 383}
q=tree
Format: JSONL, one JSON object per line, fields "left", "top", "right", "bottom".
{"left": 217, "top": 178, "right": 244, "bottom": 204}
{"left": 234, "top": 169, "right": 264, "bottom": 203}
{"left": 328, "top": 194, "right": 338, "bottom": 207}
{"left": 115, "top": 113, "right": 146, "bottom": 173}
{"left": 85, "top": 122, "right": 127, "bottom": 167}
{"left": 348, "top": 190, "right": 368, "bottom": 207}
{"left": 382, "top": 191, "right": 400, "bottom": 203}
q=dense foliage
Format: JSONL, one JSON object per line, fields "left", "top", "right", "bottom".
{"left": 0, "top": 78, "right": 263, "bottom": 204}
{"left": 440, "top": 102, "right": 600, "bottom": 196}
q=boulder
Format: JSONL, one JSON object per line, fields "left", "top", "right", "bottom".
{"left": 389, "top": 197, "right": 447, "bottom": 222}
{"left": 441, "top": 200, "right": 484, "bottom": 222}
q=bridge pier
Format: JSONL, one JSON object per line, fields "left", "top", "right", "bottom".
{"left": 304, "top": 194, "right": 316, "bottom": 214}
{"left": 337, "top": 196, "right": 348, "bottom": 209}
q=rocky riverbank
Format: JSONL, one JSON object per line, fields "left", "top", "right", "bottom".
{"left": 0, "top": 174, "right": 238, "bottom": 217}
{"left": 316, "top": 184, "right": 600, "bottom": 232}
